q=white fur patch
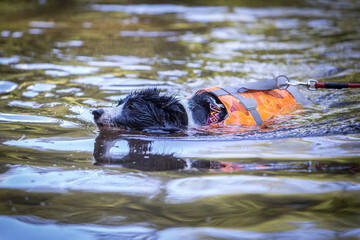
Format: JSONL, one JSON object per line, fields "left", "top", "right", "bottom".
{"left": 179, "top": 99, "right": 197, "bottom": 128}
{"left": 97, "top": 104, "right": 124, "bottom": 125}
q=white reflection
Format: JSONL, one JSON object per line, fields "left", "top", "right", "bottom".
{"left": 0, "top": 81, "right": 17, "bottom": 93}
{"left": 0, "top": 166, "right": 161, "bottom": 197}
{"left": 14, "top": 63, "right": 99, "bottom": 75}
{"left": 5, "top": 138, "right": 93, "bottom": 152}
{"left": 27, "top": 83, "right": 56, "bottom": 92}
{"left": 29, "top": 21, "right": 56, "bottom": 28}
{"left": 73, "top": 75, "right": 165, "bottom": 91}
{"left": 165, "top": 175, "right": 360, "bottom": 203}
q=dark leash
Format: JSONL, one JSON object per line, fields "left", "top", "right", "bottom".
{"left": 314, "top": 82, "right": 360, "bottom": 89}
{"left": 276, "top": 75, "right": 360, "bottom": 91}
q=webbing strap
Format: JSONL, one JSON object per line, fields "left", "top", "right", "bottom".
{"left": 237, "top": 77, "right": 287, "bottom": 93}
{"left": 286, "top": 85, "right": 309, "bottom": 106}
{"left": 211, "top": 88, "right": 264, "bottom": 125}
{"left": 237, "top": 76, "right": 309, "bottom": 105}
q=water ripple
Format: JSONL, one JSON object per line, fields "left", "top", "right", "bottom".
{"left": 0, "top": 166, "right": 160, "bottom": 197}
{"left": 165, "top": 175, "right": 360, "bottom": 203}
{"left": 0, "top": 81, "right": 17, "bottom": 94}
{"left": 14, "top": 63, "right": 99, "bottom": 76}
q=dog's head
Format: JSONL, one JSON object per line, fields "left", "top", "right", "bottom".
{"left": 92, "top": 89, "right": 188, "bottom": 132}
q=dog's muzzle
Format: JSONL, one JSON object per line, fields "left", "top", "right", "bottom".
{"left": 92, "top": 109, "right": 104, "bottom": 120}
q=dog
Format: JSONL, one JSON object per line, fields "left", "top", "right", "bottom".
{"left": 92, "top": 88, "right": 225, "bottom": 132}
{"left": 92, "top": 81, "right": 305, "bottom": 133}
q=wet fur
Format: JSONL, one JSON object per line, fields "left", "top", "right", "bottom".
{"left": 93, "top": 89, "right": 188, "bottom": 132}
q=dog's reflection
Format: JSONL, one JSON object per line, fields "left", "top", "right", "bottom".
{"left": 93, "top": 133, "right": 223, "bottom": 171}
{"left": 93, "top": 133, "right": 358, "bottom": 173}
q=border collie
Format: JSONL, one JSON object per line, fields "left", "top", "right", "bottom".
{"left": 92, "top": 88, "right": 227, "bottom": 132}
{"left": 92, "top": 86, "right": 303, "bottom": 133}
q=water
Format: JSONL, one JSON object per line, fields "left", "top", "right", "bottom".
{"left": 0, "top": 0, "right": 360, "bottom": 239}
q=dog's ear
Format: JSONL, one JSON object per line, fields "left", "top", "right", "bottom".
{"left": 156, "top": 95, "right": 175, "bottom": 109}
{"left": 162, "top": 100, "right": 188, "bottom": 128}
{"left": 162, "top": 101, "right": 182, "bottom": 112}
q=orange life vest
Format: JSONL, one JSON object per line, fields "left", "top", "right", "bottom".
{"left": 198, "top": 87, "right": 303, "bottom": 127}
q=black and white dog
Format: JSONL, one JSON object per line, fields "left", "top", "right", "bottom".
{"left": 92, "top": 79, "right": 305, "bottom": 133}
{"left": 92, "top": 89, "right": 227, "bottom": 132}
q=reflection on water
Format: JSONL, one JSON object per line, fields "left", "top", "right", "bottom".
{"left": 15, "top": 63, "right": 99, "bottom": 76}
{"left": 93, "top": 132, "right": 360, "bottom": 172}
{"left": 94, "top": 134, "right": 190, "bottom": 171}
{"left": 0, "top": 0, "right": 360, "bottom": 239}
{"left": 2, "top": 215, "right": 360, "bottom": 240}
{"left": 0, "top": 81, "right": 18, "bottom": 94}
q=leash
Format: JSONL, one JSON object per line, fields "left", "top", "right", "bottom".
{"left": 276, "top": 75, "right": 360, "bottom": 91}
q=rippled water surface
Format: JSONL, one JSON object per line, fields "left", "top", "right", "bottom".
{"left": 0, "top": 0, "right": 360, "bottom": 239}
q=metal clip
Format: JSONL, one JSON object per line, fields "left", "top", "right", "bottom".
{"left": 276, "top": 75, "right": 318, "bottom": 91}
{"left": 275, "top": 75, "right": 290, "bottom": 90}
{"left": 307, "top": 79, "right": 318, "bottom": 91}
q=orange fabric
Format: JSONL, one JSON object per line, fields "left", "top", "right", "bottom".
{"left": 201, "top": 87, "right": 302, "bottom": 127}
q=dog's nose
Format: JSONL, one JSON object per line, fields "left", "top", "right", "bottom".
{"left": 92, "top": 109, "right": 104, "bottom": 120}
